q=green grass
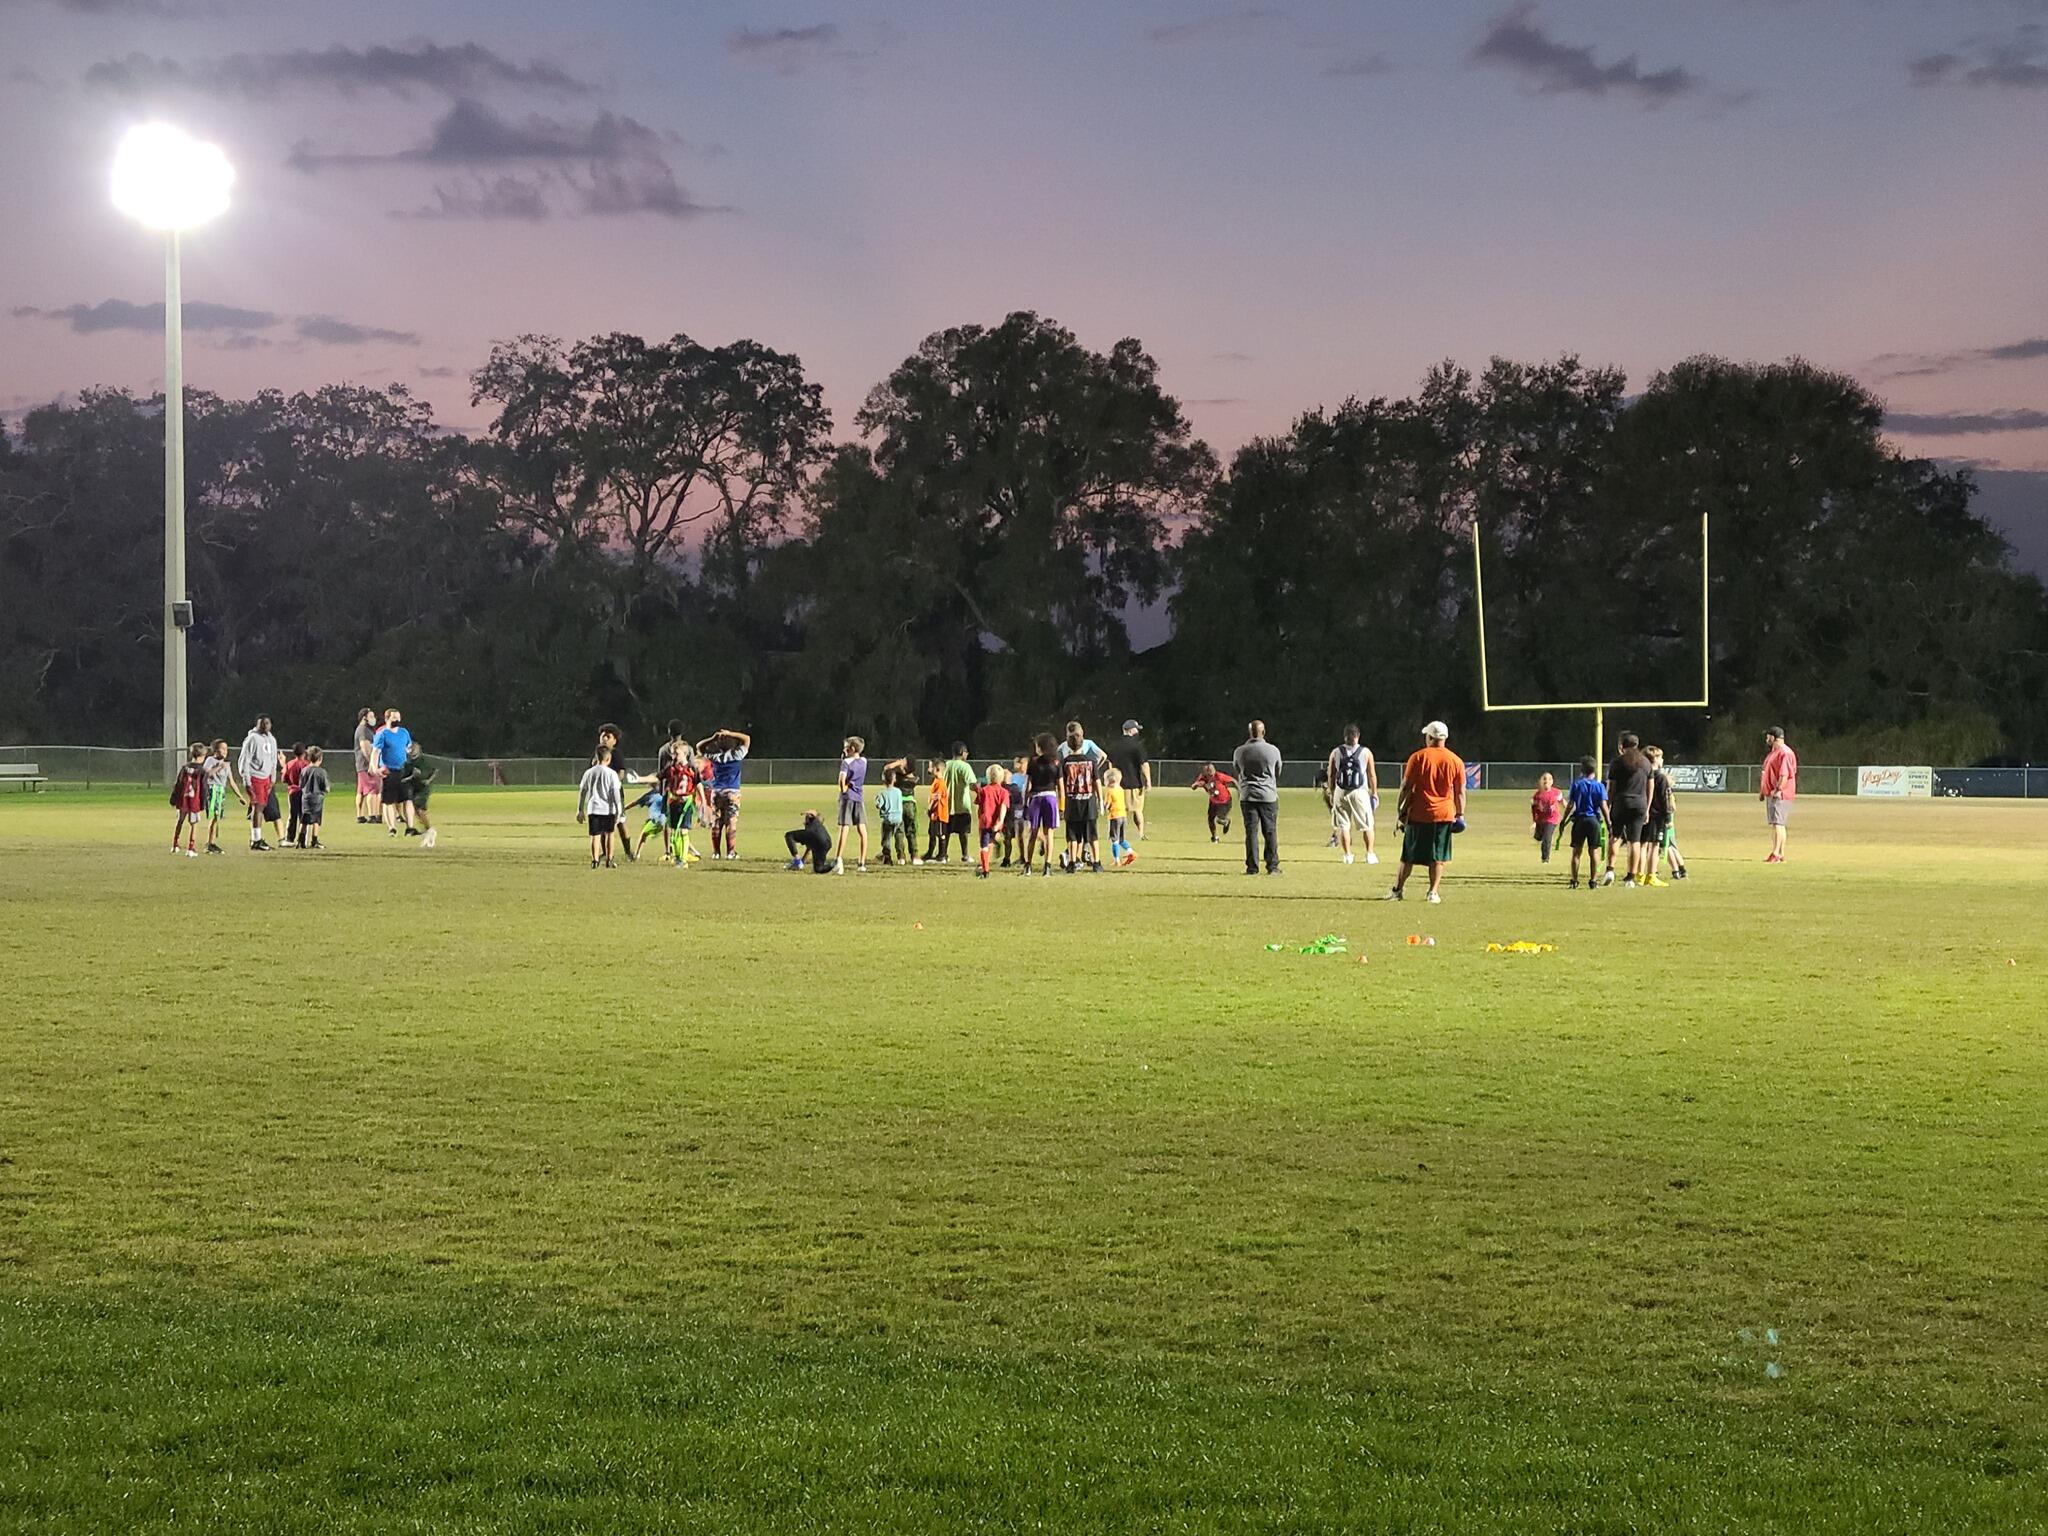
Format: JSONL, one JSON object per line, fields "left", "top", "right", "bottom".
{"left": 1, "top": 785, "right": 2042, "bottom": 1532}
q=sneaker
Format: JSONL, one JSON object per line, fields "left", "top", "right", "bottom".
{"left": 975, "top": 869, "right": 988, "bottom": 880}
{"left": 1245, "top": 867, "right": 1259, "bottom": 876}
{"left": 591, "top": 859, "right": 600, "bottom": 870}
{"left": 422, "top": 829, "right": 437, "bottom": 849}
{"left": 912, "top": 857, "right": 924, "bottom": 867}
{"left": 1599, "top": 871, "right": 1615, "bottom": 887}
{"left": 1267, "top": 867, "right": 1282, "bottom": 876}
{"left": 786, "top": 858, "right": 805, "bottom": 871}
{"left": 205, "top": 844, "right": 222, "bottom": 856}
{"left": 604, "top": 857, "right": 617, "bottom": 869}
{"left": 1568, "top": 878, "right": 1579, "bottom": 890}
{"left": 1646, "top": 874, "right": 1667, "bottom": 888}
{"left": 1765, "top": 853, "right": 1783, "bottom": 863}
{"left": 404, "top": 828, "right": 422, "bottom": 838}
{"left": 1120, "top": 852, "right": 1137, "bottom": 868}
{"left": 389, "top": 827, "right": 400, "bottom": 838}
{"left": 1365, "top": 853, "right": 1379, "bottom": 865}
{"left": 251, "top": 841, "right": 270, "bottom": 852}
{"left": 831, "top": 859, "right": 845, "bottom": 875}
{"left": 171, "top": 846, "right": 184, "bottom": 856}
{"left": 1381, "top": 888, "right": 1402, "bottom": 901}
{"left": 1425, "top": 890, "right": 1441, "bottom": 904}
{"left": 1341, "top": 853, "right": 1354, "bottom": 865}
{"left": 1621, "top": 876, "right": 1636, "bottom": 888}
{"left": 622, "top": 848, "right": 638, "bottom": 863}
{"left": 311, "top": 840, "right": 324, "bottom": 850}
{"left": 856, "top": 862, "right": 867, "bottom": 874}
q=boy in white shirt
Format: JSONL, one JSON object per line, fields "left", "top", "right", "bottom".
{"left": 577, "top": 746, "right": 625, "bottom": 868}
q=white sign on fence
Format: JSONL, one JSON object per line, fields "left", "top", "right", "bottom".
{"left": 1667, "top": 764, "right": 1727, "bottom": 792}
{"left": 1857, "top": 765, "right": 1933, "bottom": 798}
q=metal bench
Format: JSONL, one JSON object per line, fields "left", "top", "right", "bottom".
{"left": 0, "top": 763, "right": 47, "bottom": 791}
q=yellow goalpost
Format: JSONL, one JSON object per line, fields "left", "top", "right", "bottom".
{"left": 1472, "top": 513, "right": 1711, "bottom": 767}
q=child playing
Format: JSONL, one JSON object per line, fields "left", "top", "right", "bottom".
{"left": 1005, "top": 757, "right": 1029, "bottom": 868}
{"left": 298, "top": 747, "right": 331, "bottom": 849}
{"left": 1102, "top": 765, "right": 1134, "bottom": 868}
{"left": 170, "top": 741, "right": 207, "bottom": 856}
{"left": 924, "top": 759, "right": 949, "bottom": 864}
{"left": 578, "top": 745, "right": 624, "bottom": 867}
{"left": 974, "top": 764, "right": 1011, "bottom": 879}
{"left": 874, "top": 775, "right": 908, "bottom": 865}
{"left": 282, "top": 743, "right": 308, "bottom": 848}
{"left": 203, "top": 739, "right": 242, "bottom": 855}
{"left": 398, "top": 742, "right": 438, "bottom": 847}
{"left": 1192, "top": 764, "right": 1236, "bottom": 841}
{"left": 655, "top": 749, "right": 704, "bottom": 865}
{"left": 1530, "top": 771, "right": 1564, "bottom": 864}
{"left": 1563, "top": 757, "right": 1609, "bottom": 890}
{"left": 1645, "top": 747, "right": 1689, "bottom": 883}
{"left": 629, "top": 783, "right": 669, "bottom": 862}
{"left": 832, "top": 736, "right": 869, "bottom": 875}
{"left": 784, "top": 809, "right": 833, "bottom": 873}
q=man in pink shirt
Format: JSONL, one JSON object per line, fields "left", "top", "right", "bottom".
{"left": 1760, "top": 726, "right": 1798, "bottom": 862}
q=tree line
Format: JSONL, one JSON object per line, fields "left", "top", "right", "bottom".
{"left": 3, "top": 312, "right": 2043, "bottom": 763}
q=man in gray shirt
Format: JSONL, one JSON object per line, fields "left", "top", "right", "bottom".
{"left": 353, "top": 707, "right": 380, "bottom": 824}
{"left": 1232, "top": 719, "right": 1283, "bottom": 875}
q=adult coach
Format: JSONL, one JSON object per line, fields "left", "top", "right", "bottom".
{"left": 1604, "top": 732, "right": 1654, "bottom": 888}
{"left": 1232, "top": 720, "right": 1282, "bottom": 876}
{"left": 1384, "top": 720, "right": 1464, "bottom": 903}
{"left": 353, "top": 707, "right": 380, "bottom": 824}
{"left": 1114, "top": 721, "right": 1153, "bottom": 840}
{"left": 1326, "top": 725, "right": 1378, "bottom": 866}
{"left": 1761, "top": 725, "right": 1798, "bottom": 862}
{"left": 237, "top": 715, "right": 280, "bottom": 851}
{"left": 372, "top": 708, "right": 416, "bottom": 836}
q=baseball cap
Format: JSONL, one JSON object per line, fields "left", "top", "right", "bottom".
{"left": 1765, "top": 725, "right": 1785, "bottom": 740}
{"left": 1422, "top": 720, "right": 1449, "bottom": 740}
{"left": 1122, "top": 719, "right": 1141, "bottom": 733}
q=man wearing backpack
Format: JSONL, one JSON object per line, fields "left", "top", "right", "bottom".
{"left": 1326, "top": 725, "right": 1379, "bottom": 866}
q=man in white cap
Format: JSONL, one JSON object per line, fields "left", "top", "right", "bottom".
{"left": 1383, "top": 720, "right": 1465, "bottom": 903}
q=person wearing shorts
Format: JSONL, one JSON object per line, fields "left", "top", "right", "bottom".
{"left": 1059, "top": 728, "right": 1103, "bottom": 871}
{"left": 940, "top": 744, "right": 978, "bottom": 864}
{"left": 973, "top": 765, "right": 1011, "bottom": 878}
{"left": 1384, "top": 720, "right": 1465, "bottom": 904}
{"left": 1115, "top": 721, "right": 1153, "bottom": 840}
{"left": 373, "top": 709, "right": 415, "bottom": 836}
{"left": 1760, "top": 726, "right": 1797, "bottom": 862}
{"left": 202, "top": 740, "right": 239, "bottom": 854}
{"left": 1022, "top": 735, "right": 1062, "bottom": 876}
{"left": 1604, "top": 732, "right": 1653, "bottom": 887}
{"left": 1327, "top": 726, "right": 1379, "bottom": 866}
{"left": 832, "top": 736, "right": 868, "bottom": 874}
{"left": 578, "top": 745, "right": 624, "bottom": 868}
{"left": 298, "top": 747, "right": 330, "bottom": 850}
{"left": 698, "top": 727, "right": 751, "bottom": 859}
{"left": 237, "top": 715, "right": 281, "bottom": 851}
{"left": 1004, "top": 757, "right": 1029, "bottom": 867}
{"left": 1562, "top": 758, "right": 1608, "bottom": 889}
{"left": 353, "top": 708, "right": 380, "bottom": 823}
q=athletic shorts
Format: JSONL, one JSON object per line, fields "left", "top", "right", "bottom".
{"left": 948, "top": 812, "right": 971, "bottom": 837}
{"left": 1765, "top": 798, "right": 1792, "bottom": 827}
{"left": 1064, "top": 801, "right": 1097, "bottom": 840}
{"left": 586, "top": 813, "right": 617, "bottom": 836}
{"left": 1611, "top": 803, "right": 1648, "bottom": 843}
{"left": 381, "top": 774, "right": 411, "bottom": 806}
{"left": 1401, "top": 820, "right": 1454, "bottom": 866}
{"left": 1647, "top": 812, "right": 1671, "bottom": 845}
{"left": 838, "top": 793, "right": 865, "bottom": 827}
{"left": 713, "top": 789, "right": 741, "bottom": 828}
{"left": 1027, "top": 792, "right": 1060, "bottom": 832}
{"left": 980, "top": 827, "right": 999, "bottom": 850}
{"left": 247, "top": 776, "right": 273, "bottom": 811}
{"left": 301, "top": 798, "right": 324, "bottom": 825}
{"left": 1332, "top": 787, "right": 1375, "bottom": 832}
{"left": 1570, "top": 817, "right": 1602, "bottom": 852}
{"left": 206, "top": 785, "right": 226, "bottom": 819}
{"left": 357, "top": 771, "right": 379, "bottom": 797}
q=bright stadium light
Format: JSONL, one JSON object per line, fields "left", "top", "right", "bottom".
{"left": 112, "top": 124, "right": 234, "bottom": 785}
{"left": 111, "top": 123, "right": 234, "bottom": 231}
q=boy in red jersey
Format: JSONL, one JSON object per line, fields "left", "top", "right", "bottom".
{"left": 169, "top": 741, "right": 207, "bottom": 856}
{"left": 974, "top": 764, "right": 1011, "bottom": 879}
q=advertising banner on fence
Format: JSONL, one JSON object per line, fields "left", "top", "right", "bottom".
{"left": 1667, "top": 764, "right": 1727, "bottom": 792}
{"left": 1858, "top": 765, "right": 1933, "bottom": 798}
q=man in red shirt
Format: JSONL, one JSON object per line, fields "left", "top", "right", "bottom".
{"left": 1384, "top": 720, "right": 1467, "bottom": 904}
{"left": 1760, "top": 726, "right": 1798, "bottom": 863}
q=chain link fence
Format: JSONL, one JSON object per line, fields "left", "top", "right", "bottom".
{"left": 3, "top": 744, "right": 2044, "bottom": 797}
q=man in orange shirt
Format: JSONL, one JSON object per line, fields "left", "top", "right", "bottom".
{"left": 1383, "top": 720, "right": 1467, "bottom": 904}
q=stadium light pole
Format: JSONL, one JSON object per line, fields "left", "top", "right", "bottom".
{"left": 111, "top": 124, "right": 234, "bottom": 786}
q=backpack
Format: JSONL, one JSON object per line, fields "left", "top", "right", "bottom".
{"left": 1334, "top": 745, "right": 1366, "bottom": 792}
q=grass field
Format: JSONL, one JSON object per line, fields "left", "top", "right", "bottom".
{"left": 1, "top": 784, "right": 2043, "bottom": 1533}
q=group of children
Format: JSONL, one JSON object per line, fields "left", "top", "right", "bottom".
{"left": 575, "top": 721, "right": 748, "bottom": 870}
{"left": 782, "top": 733, "right": 1140, "bottom": 877}
{"left": 169, "top": 713, "right": 437, "bottom": 858}
{"left": 1528, "top": 744, "right": 1691, "bottom": 889}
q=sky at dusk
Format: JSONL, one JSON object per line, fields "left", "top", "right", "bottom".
{"left": 3, "top": 0, "right": 2046, "bottom": 560}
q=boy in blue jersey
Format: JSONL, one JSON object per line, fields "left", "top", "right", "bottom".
{"left": 1563, "top": 757, "right": 1609, "bottom": 890}
{"left": 696, "top": 727, "right": 752, "bottom": 859}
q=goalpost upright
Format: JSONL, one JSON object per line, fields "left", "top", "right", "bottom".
{"left": 1472, "top": 513, "right": 1710, "bottom": 767}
